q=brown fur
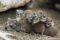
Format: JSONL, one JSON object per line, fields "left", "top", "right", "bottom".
{"left": 20, "top": 19, "right": 32, "bottom": 33}
{"left": 32, "top": 21, "right": 45, "bottom": 34}
{"left": 44, "top": 26, "right": 58, "bottom": 37}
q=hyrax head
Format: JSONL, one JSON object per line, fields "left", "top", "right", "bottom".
{"left": 16, "top": 9, "right": 24, "bottom": 17}
{"left": 32, "top": 10, "right": 47, "bottom": 24}
{"left": 24, "top": 10, "right": 34, "bottom": 23}
{"left": 5, "top": 18, "right": 17, "bottom": 31}
{"left": 16, "top": 9, "right": 24, "bottom": 22}
{"left": 46, "top": 17, "right": 55, "bottom": 28}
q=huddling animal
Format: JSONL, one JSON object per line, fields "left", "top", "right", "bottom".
{"left": 5, "top": 9, "right": 58, "bottom": 37}
{"left": 5, "top": 18, "right": 21, "bottom": 32}
{"left": 25, "top": 10, "right": 58, "bottom": 37}
{"left": 16, "top": 9, "right": 32, "bottom": 33}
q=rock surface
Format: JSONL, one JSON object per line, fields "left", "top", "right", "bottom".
{"left": 0, "top": 30, "right": 17, "bottom": 40}
{"left": 0, "top": 0, "right": 30, "bottom": 12}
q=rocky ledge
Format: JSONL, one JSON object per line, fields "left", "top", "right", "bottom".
{"left": 0, "top": 0, "right": 31, "bottom": 12}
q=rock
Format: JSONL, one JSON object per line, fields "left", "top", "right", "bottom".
{"left": 25, "top": 0, "right": 34, "bottom": 9}
{"left": 0, "top": 31, "right": 17, "bottom": 40}
{"left": 0, "top": 37, "right": 5, "bottom": 40}
{"left": 0, "top": 0, "right": 30, "bottom": 12}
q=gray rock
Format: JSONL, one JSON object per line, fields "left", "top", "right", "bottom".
{"left": 0, "top": 31, "right": 17, "bottom": 40}
{"left": 0, "top": 0, "right": 30, "bottom": 12}
{"left": 0, "top": 37, "right": 5, "bottom": 40}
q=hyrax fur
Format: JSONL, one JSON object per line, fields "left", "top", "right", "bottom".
{"left": 16, "top": 9, "right": 32, "bottom": 33}
{"left": 5, "top": 18, "right": 21, "bottom": 32}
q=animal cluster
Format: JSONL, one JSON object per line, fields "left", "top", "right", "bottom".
{"left": 5, "top": 9, "right": 57, "bottom": 37}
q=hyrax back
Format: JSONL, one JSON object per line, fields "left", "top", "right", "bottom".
{"left": 44, "top": 26, "right": 58, "bottom": 37}
{"left": 33, "top": 21, "right": 45, "bottom": 34}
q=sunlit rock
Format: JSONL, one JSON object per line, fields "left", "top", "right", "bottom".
{"left": 0, "top": 31, "right": 17, "bottom": 40}
{"left": 0, "top": 0, "right": 30, "bottom": 12}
